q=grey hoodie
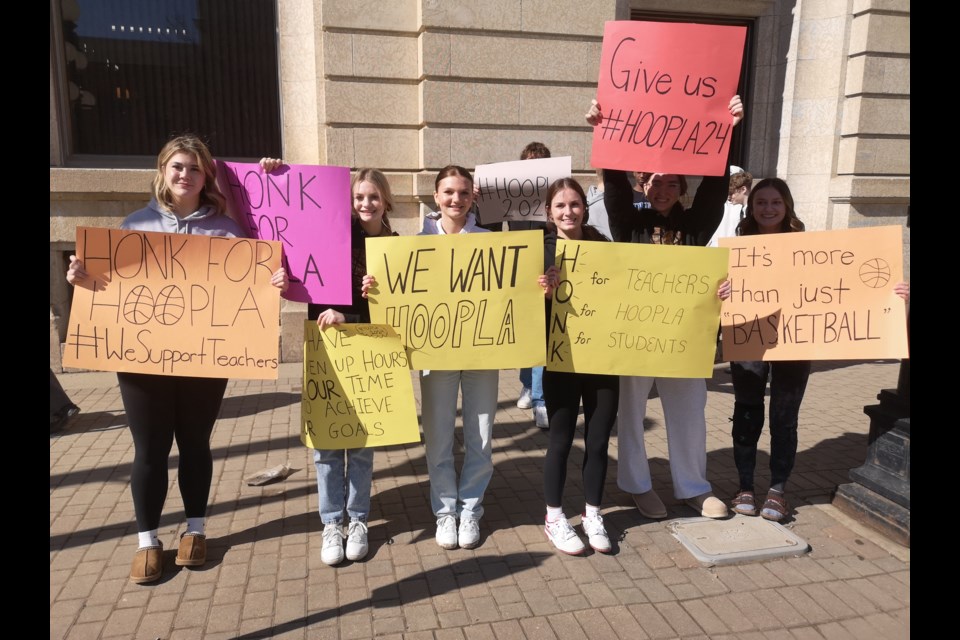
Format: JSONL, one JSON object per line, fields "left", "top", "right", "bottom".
{"left": 120, "top": 199, "right": 247, "bottom": 238}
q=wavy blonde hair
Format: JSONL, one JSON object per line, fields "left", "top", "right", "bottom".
{"left": 152, "top": 134, "right": 227, "bottom": 215}
{"left": 352, "top": 168, "right": 394, "bottom": 233}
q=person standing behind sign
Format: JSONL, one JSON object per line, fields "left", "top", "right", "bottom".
{"left": 716, "top": 178, "right": 910, "bottom": 521}
{"left": 707, "top": 168, "right": 753, "bottom": 248}
{"left": 65, "top": 135, "right": 289, "bottom": 585}
{"left": 299, "top": 168, "right": 400, "bottom": 565}
{"left": 538, "top": 178, "right": 618, "bottom": 555}
{"left": 416, "top": 165, "right": 499, "bottom": 550}
{"left": 585, "top": 96, "right": 743, "bottom": 521}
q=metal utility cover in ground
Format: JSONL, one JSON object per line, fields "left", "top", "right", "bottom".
{"left": 668, "top": 515, "right": 810, "bottom": 566}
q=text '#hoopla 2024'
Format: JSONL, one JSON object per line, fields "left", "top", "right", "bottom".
{"left": 62, "top": 227, "right": 283, "bottom": 379}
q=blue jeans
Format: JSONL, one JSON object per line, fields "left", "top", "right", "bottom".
{"left": 314, "top": 447, "right": 374, "bottom": 525}
{"left": 519, "top": 366, "right": 545, "bottom": 407}
{"left": 419, "top": 369, "right": 499, "bottom": 520}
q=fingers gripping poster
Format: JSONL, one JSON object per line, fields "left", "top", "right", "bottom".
{"left": 62, "top": 227, "right": 283, "bottom": 379}
{"left": 302, "top": 323, "right": 420, "bottom": 450}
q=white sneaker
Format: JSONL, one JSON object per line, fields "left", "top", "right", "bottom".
{"left": 581, "top": 512, "right": 612, "bottom": 553}
{"left": 517, "top": 387, "right": 533, "bottom": 409}
{"left": 544, "top": 515, "right": 585, "bottom": 555}
{"left": 435, "top": 515, "right": 458, "bottom": 550}
{"left": 345, "top": 520, "right": 369, "bottom": 561}
{"left": 458, "top": 516, "right": 481, "bottom": 549}
{"left": 321, "top": 523, "right": 345, "bottom": 565}
{"left": 534, "top": 405, "right": 549, "bottom": 429}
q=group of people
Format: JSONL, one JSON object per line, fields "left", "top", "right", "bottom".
{"left": 62, "top": 86, "right": 909, "bottom": 582}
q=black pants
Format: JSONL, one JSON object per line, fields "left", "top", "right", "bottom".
{"left": 118, "top": 372, "right": 228, "bottom": 531}
{"left": 730, "top": 360, "right": 811, "bottom": 492}
{"left": 543, "top": 370, "right": 619, "bottom": 507}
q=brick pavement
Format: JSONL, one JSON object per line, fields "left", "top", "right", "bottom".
{"left": 51, "top": 360, "right": 909, "bottom": 639}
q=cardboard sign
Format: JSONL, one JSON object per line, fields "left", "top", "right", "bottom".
{"left": 62, "top": 227, "right": 282, "bottom": 379}
{"left": 365, "top": 231, "right": 546, "bottom": 370}
{"left": 218, "top": 162, "right": 352, "bottom": 304}
{"left": 719, "top": 226, "right": 909, "bottom": 361}
{"left": 591, "top": 20, "right": 746, "bottom": 176}
{"left": 547, "top": 239, "right": 728, "bottom": 377}
{"left": 474, "top": 156, "right": 572, "bottom": 224}
{"left": 302, "top": 323, "right": 420, "bottom": 449}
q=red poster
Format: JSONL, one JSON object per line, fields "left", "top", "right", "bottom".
{"left": 591, "top": 21, "right": 746, "bottom": 176}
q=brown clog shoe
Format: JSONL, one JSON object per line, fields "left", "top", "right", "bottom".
{"left": 129, "top": 544, "right": 163, "bottom": 584}
{"left": 175, "top": 533, "right": 207, "bottom": 567}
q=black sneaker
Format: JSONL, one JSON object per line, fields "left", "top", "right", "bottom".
{"left": 51, "top": 404, "right": 80, "bottom": 434}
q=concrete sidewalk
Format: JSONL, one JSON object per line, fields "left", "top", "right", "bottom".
{"left": 51, "top": 360, "right": 909, "bottom": 639}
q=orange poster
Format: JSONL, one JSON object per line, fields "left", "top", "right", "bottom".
{"left": 719, "top": 226, "right": 909, "bottom": 361}
{"left": 591, "top": 21, "right": 746, "bottom": 176}
{"left": 62, "top": 227, "right": 283, "bottom": 379}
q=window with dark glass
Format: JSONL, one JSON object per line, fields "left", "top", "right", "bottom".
{"left": 55, "top": 0, "right": 281, "bottom": 160}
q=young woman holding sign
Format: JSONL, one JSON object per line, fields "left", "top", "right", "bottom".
{"left": 66, "top": 135, "right": 289, "bottom": 584}
{"left": 538, "top": 178, "right": 619, "bottom": 555}
{"left": 585, "top": 95, "right": 743, "bottom": 521}
{"left": 304, "top": 168, "right": 399, "bottom": 565}
{"left": 417, "top": 165, "right": 499, "bottom": 550}
{"left": 716, "top": 178, "right": 910, "bottom": 521}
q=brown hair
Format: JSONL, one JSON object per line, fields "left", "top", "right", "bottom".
{"left": 738, "top": 177, "right": 805, "bottom": 235}
{"left": 434, "top": 165, "right": 473, "bottom": 191}
{"left": 520, "top": 142, "right": 551, "bottom": 160}
{"left": 545, "top": 178, "right": 609, "bottom": 241}
{"left": 352, "top": 168, "right": 394, "bottom": 233}
{"left": 635, "top": 172, "right": 688, "bottom": 196}
{"left": 152, "top": 134, "right": 227, "bottom": 215}
{"left": 728, "top": 170, "right": 753, "bottom": 196}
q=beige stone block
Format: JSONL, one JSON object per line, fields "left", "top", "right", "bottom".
{"left": 325, "top": 128, "right": 355, "bottom": 166}
{"left": 432, "top": 128, "right": 593, "bottom": 171}
{"left": 282, "top": 80, "right": 321, "bottom": 127}
{"left": 325, "top": 34, "right": 419, "bottom": 79}
{"left": 280, "top": 303, "right": 308, "bottom": 363}
{"left": 796, "top": 16, "right": 845, "bottom": 60}
{"left": 281, "top": 127, "right": 321, "bottom": 165}
{"left": 792, "top": 59, "right": 842, "bottom": 97}
{"left": 852, "top": 0, "right": 910, "bottom": 14}
{"left": 797, "top": 0, "right": 848, "bottom": 19}
{"left": 278, "top": 0, "right": 316, "bottom": 37}
{"left": 322, "top": 32, "right": 353, "bottom": 76}
{"left": 323, "top": 0, "right": 418, "bottom": 32}
{"left": 326, "top": 81, "right": 418, "bottom": 125}
{"left": 518, "top": 86, "right": 598, "bottom": 128}
{"left": 788, "top": 98, "right": 840, "bottom": 137}
{"left": 845, "top": 56, "right": 910, "bottom": 95}
{"left": 448, "top": 36, "right": 601, "bottom": 83}
{"left": 837, "top": 137, "right": 910, "bottom": 175}
{"left": 354, "top": 129, "right": 420, "bottom": 170}
{"left": 280, "top": 34, "right": 317, "bottom": 84}
{"left": 51, "top": 169, "right": 152, "bottom": 195}
{"left": 782, "top": 135, "right": 836, "bottom": 174}
{"left": 421, "top": 127, "right": 452, "bottom": 168}
{"left": 420, "top": 0, "right": 520, "bottom": 31}
{"left": 422, "top": 80, "right": 520, "bottom": 125}
{"left": 849, "top": 14, "right": 910, "bottom": 55}
{"left": 420, "top": 32, "right": 450, "bottom": 77}
{"left": 841, "top": 96, "right": 909, "bottom": 136}
{"left": 520, "top": 0, "right": 612, "bottom": 35}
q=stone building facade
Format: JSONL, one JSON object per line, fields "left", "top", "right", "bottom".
{"left": 50, "top": 0, "right": 910, "bottom": 370}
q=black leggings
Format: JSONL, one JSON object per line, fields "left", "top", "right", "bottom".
{"left": 543, "top": 370, "right": 619, "bottom": 507}
{"left": 118, "top": 372, "right": 228, "bottom": 531}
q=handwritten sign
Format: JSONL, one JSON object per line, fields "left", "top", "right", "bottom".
{"left": 62, "top": 227, "right": 282, "bottom": 379}
{"left": 548, "top": 239, "right": 728, "bottom": 377}
{"left": 218, "top": 162, "right": 352, "bottom": 304}
{"left": 719, "top": 226, "right": 908, "bottom": 361}
{"left": 474, "top": 156, "right": 572, "bottom": 224}
{"left": 365, "top": 231, "right": 545, "bottom": 370}
{"left": 302, "top": 323, "right": 420, "bottom": 449}
{"left": 591, "top": 21, "right": 746, "bottom": 176}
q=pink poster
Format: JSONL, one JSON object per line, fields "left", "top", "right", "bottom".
{"left": 591, "top": 21, "right": 746, "bottom": 177}
{"left": 218, "top": 162, "right": 352, "bottom": 304}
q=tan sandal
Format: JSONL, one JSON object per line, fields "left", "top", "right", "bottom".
{"left": 731, "top": 490, "right": 757, "bottom": 516}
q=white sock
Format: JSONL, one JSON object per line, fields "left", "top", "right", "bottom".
{"left": 138, "top": 530, "right": 159, "bottom": 549}
{"left": 186, "top": 517, "right": 205, "bottom": 535}
{"left": 584, "top": 504, "right": 601, "bottom": 519}
{"left": 546, "top": 506, "right": 564, "bottom": 522}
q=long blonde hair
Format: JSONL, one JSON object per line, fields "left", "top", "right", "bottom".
{"left": 352, "top": 168, "right": 394, "bottom": 233}
{"left": 152, "top": 134, "right": 227, "bottom": 215}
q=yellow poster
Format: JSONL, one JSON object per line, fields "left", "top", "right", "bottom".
{"left": 301, "top": 323, "right": 420, "bottom": 449}
{"left": 548, "top": 239, "right": 729, "bottom": 377}
{"left": 365, "top": 231, "right": 546, "bottom": 370}
{"left": 719, "top": 226, "right": 908, "bottom": 361}
{"left": 62, "top": 227, "right": 282, "bottom": 379}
